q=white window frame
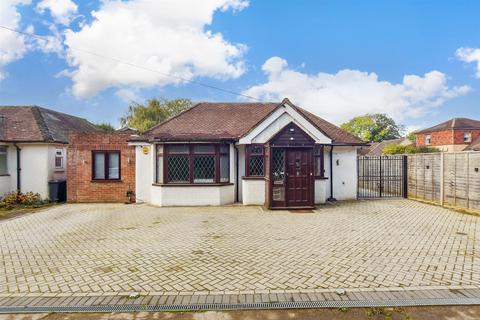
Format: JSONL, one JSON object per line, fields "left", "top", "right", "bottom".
{"left": 464, "top": 132, "right": 472, "bottom": 143}
{"left": 0, "top": 146, "right": 7, "bottom": 175}
{"left": 54, "top": 148, "right": 65, "bottom": 170}
{"left": 425, "top": 134, "right": 431, "bottom": 145}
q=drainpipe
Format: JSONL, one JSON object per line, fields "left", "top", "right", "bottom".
{"left": 327, "top": 145, "right": 336, "bottom": 201}
{"left": 14, "top": 143, "right": 21, "bottom": 192}
{"left": 234, "top": 144, "right": 239, "bottom": 203}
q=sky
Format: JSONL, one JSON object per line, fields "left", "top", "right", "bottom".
{"left": 0, "top": 0, "right": 480, "bottom": 131}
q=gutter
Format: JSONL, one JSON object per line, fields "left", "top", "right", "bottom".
{"left": 14, "top": 144, "right": 21, "bottom": 192}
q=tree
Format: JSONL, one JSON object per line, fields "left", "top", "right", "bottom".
{"left": 383, "top": 144, "right": 439, "bottom": 155}
{"left": 120, "top": 98, "right": 193, "bottom": 132}
{"left": 94, "top": 122, "right": 116, "bottom": 132}
{"left": 340, "top": 114, "right": 404, "bottom": 142}
{"left": 407, "top": 131, "right": 417, "bottom": 143}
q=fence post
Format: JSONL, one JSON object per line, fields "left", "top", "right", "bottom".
{"left": 379, "top": 156, "right": 383, "bottom": 198}
{"left": 440, "top": 152, "right": 445, "bottom": 206}
{"left": 403, "top": 155, "right": 408, "bottom": 198}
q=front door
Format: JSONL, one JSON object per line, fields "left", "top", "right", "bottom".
{"left": 286, "top": 149, "right": 313, "bottom": 208}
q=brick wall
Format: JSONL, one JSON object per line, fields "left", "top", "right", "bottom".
{"left": 67, "top": 132, "right": 135, "bottom": 203}
{"left": 416, "top": 130, "right": 453, "bottom": 147}
{"left": 453, "top": 130, "right": 480, "bottom": 145}
{"left": 417, "top": 129, "right": 480, "bottom": 148}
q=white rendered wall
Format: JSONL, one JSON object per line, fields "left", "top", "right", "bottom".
{"left": 47, "top": 145, "right": 67, "bottom": 181}
{"left": 151, "top": 185, "right": 234, "bottom": 206}
{"left": 242, "top": 179, "right": 266, "bottom": 205}
{"left": 19, "top": 145, "right": 50, "bottom": 198}
{"left": 134, "top": 144, "right": 154, "bottom": 203}
{"left": 315, "top": 179, "right": 328, "bottom": 204}
{"left": 325, "top": 146, "right": 358, "bottom": 201}
{"left": 237, "top": 144, "right": 246, "bottom": 202}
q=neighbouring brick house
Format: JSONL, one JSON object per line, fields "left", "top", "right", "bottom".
{"left": 67, "top": 132, "right": 135, "bottom": 203}
{"left": 416, "top": 118, "right": 480, "bottom": 152}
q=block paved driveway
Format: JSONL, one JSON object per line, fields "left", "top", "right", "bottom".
{"left": 0, "top": 200, "right": 479, "bottom": 301}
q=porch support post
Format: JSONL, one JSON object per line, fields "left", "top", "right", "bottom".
{"left": 327, "top": 145, "right": 336, "bottom": 201}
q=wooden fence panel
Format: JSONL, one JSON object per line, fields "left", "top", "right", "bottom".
{"left": 406, "top": 151, "right": 480, "bottom": 212}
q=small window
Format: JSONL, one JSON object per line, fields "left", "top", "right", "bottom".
{"left": 246, "top": 145, "right": 264, "bottom": 177}
{"left": 92, "top": 151, "right": 121, "bottom": 180}
{"left": 0, "top": 146, "right": 7, "bottom": 175}
{"left": 54, "top": 149, "right": 64, "bottom": 170}
{"left": 464, "top": 132, "right": 472, "bottom": 143}
{"left": 425, "top": 134, "right": 431, "bottom": 145}
{"left": 314, "top": 145, "right": 325, "bottom": 178}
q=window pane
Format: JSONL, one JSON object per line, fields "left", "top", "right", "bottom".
{"left": 220, "top": 144, "right": 229, "bottom": 154}
{"left": 193, "top": 155, "right": 215, "bottom": 183}
{"left": 0, "top": 148, "right": 6, "bottom": 175}
{"left": 168, "top": 155, "right": 189, "bottom": 183}
{"left": 108, "top": 153, "right": 120, "bottom": 179}
{"left": 55, "top": 156, "right": 63, "bottom": 168}
{"left": 94, "top": 153, "right": 105, "bottom": 179}
{"left": 168, "top": 145, "right": 189, "bottom": 154}
{"left": 272, "top": 149, "right": 285, "bottom": 183}
{"left": 193, "top": 144, "right": 215, "bottom": 154}
{"left": 248, "top": 156, "right": 264, "bottom": 176}
{"left": 314, "top": 156, "right": 322, "bottom": 176}
{"left": 250, "top": 145, "right": 263, "bottom": 155}
{"left": 220, "top": 154, "right": 229, "bottom": 182}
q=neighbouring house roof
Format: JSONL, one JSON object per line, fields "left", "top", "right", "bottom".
{"left": 417, "top": 118, "right": 480, "bottom": 134}
{"left": 0, "top": 106, "right": 98, "bottom": 143}
{"left": 360, "top": 137, "right": 412, "bottom": 156}
{"left": 133, "top": 99, "right": 365, "bottom": 145}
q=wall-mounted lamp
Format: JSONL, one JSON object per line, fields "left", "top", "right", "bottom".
{"left": 336, "top": 159, "right": 340, "bottom": 166}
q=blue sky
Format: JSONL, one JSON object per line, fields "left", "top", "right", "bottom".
{"left": 1, "top": 0, "right": 479, "bottom": 131}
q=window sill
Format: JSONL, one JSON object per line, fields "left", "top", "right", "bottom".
{"left": 0, "top": 174, "right": 10, "bottom": 177}
{"left": 54, "top": 169, "right": 65, "bottom": 172}
{"left": 242, "top": 176, "right": 265, "bottom": 180}
{"left": 153, "top": 183, "right": 233, "bottom": 187}
{"left": 91, "top": 179, "right": 123, "bottom": 183}
{"left": 315, "top": 177, "right": 329, "bottom": 180}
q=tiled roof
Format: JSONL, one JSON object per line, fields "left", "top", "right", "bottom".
{"left": 417, "top": 118, "right": 480, "bottom": 134}
{"left": 137, "top": 99, "right": 365, "bottom": 145}
{"left": 360, "top": 138, "right": 412, "bottom": 156}
{"left": 0, "top": 106, "right": 98, "bottom": 143}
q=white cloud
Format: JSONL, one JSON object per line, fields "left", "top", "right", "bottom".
{"left": 0, "top": 0, "right": 30, "bottom": 81}
{"left": 63, "top": 0, "right": 248, "bottom": 98}
{"left": 115, "top": 88, "right": 142, "bottom": 103}
{"left": 456, "top": 47, "right": 480, "bottom": 78}
{"left": 36, "top": 0, "right": 78, "bottom": 26}
{"left": 243, "top": 56, "right": 470, "bottom": 124}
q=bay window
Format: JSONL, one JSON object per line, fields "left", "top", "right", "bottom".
{"left": 245, "top": 145, "right": 265, "bottom": 177}
{"left": 163, "top": 144, "right": 230, "bottom": 184}
{"left": 92, "top": 151, "right": 121, "bottom": 180}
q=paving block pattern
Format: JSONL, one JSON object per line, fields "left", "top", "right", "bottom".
{"left": 0, "top": 200, "right": 479, "bottom": 302}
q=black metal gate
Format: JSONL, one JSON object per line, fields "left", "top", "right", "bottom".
{"left": 357, "top": 155, "right": 408, "bottom": 199}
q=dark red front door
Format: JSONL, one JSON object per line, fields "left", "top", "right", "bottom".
{"left": 286, "top": 149, "right": 313, "bottom": 208}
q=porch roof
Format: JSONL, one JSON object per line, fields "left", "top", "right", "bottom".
{"left": 131, "top": 98, "right": 365, "bottom": 145}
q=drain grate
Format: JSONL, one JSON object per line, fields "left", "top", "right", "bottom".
{"left": 1, "top": 297, "right": 480, "bottom": 313}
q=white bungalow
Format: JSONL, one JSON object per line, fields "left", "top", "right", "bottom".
{"left": 130, "top": 98, "right": 365, "bottom": 209}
